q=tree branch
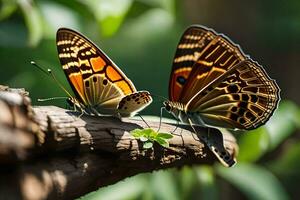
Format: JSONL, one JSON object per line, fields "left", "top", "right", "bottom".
{"left": 0, "top": 85, "right": 238, "bottom": 200}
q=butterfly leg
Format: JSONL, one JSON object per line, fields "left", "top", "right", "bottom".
{"left": 186, "top": 119, "right": 201, "bottom": 142}
{"left": 78, "top": 109, "right": 85, "bottom": 118}
{"left": 76, "top": 103, "right": 87, "bottom": 118}
{"left": 171, "top": 119, "right": 179, "bottom": 135}
{"left": 115, "top": 112, "right": 122, "bottom": 120}
{"left": 157, "top": 107, "right": 181, "bottom": 136}
{"left": 157, "top": 107, "right": 165, "bottom": 132}
{"left": 67, "top": 98, "right": 88, "bottom": 118}
{"left": 137, "top": 113, "right": 150, "bottom": 128}
{"left": 163, "top": 119, "right": 182, "bottom": 138}
{"left": 68, "top": 102, "right": 84, "bottom": 118}
{"left": 187, "top": 118, "right": 236, "bottom": 167}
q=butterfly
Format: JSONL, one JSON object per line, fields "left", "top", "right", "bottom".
{"left": 56, "top": 28, "right": 152, "bottom": 117}
{"left": 163, "top": 25, "right": 280, "bottom": 167}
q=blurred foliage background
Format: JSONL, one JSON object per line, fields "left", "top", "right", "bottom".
{"left": 1, "top": 0, "right": 300, "bottom": 199}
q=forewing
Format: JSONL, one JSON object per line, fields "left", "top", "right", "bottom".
{"left": 56, "top": 28, "right": 136, "bottom": 109}
{"left": 188, "top": 59, "right": 280, "bottom": 130}
{"left": 169, "top": 26, "right": 221, "bottom": 101}
{"left": 178, "top": 26, "right": 247, "bottom": 104}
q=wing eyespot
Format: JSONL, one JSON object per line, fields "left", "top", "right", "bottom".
{"left": 103, "top": 79, "right": 108, "bottom": 85}
{"left": 176, "top": 76, "right": 186, "bottom": 85}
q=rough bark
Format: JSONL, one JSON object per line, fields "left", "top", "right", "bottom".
{"left": 0, "top": 85, "right": 238, "bottom": 200}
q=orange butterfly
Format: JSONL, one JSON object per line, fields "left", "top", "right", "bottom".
{"left": 163, "top": 25, "right": 280, "bottom": 166}
{"left": 56, "top": 28, "right": 152, "bottom": 117}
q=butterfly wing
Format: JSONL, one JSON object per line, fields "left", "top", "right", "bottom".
{"left": 203, "top": 128, "right": 238, "bottom": 167}
{"left": 169, "top": 26, "right": 221, "bottom": 101}
{"left": 56, "top": 28, "right": 137, "bottom": 113}
{"left": 187, "top": 59, "right": 280, "bottom": 130}
{"left": 176, "top": 27, "right": 280, "bottom": 130}
{"left": 177, "top": 26, "right": 247, "bottom": 103}
{"left": 170, "top": 26, "right": 280, "bottom": 130}
{"left": 118, "top": 91, "right": 153, "bottom": 117}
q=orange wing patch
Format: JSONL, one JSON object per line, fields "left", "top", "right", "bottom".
{"left": 115, "top": 80, "right": 135, "bottom": 95}
{"left": 106, "top": 65, "right": 122, "bottom": 81}
{"left": 170, "top": 67, "right": 192, "bottom": 101}
{"left": 91, "top": 57, "right": 106, "bottom": 72}
{"left": 105, "top": 65, "right": 135, "bottom": 95}
{"left": 69, "top": 74, "right": 87, "bottom": 104}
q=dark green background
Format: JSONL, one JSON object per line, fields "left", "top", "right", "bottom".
{"left": 1, "top": 0, "right": 300, "bottom": 199}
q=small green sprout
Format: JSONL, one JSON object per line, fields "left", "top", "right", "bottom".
{"left": 130, "top": 128, "right": 173, "bottom": 149}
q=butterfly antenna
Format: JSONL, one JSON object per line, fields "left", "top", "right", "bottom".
{"left": 38, "top": 97, "right": 69, "bottom": 102}
{"left": 31, "top": 61, "right": 49, "bottom": 76}
{"left": 31, "top": 61, "right": 74, "bottom": 99}
{"left": 149, "top": 93, "right": 169, "bottom": 103}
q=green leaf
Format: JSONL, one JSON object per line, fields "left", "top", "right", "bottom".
{"left": 38, "top": 1, "right": 81, "bottom": 39}
{"left": 0, "top": 0, "right": 17, "bottom": 21}
{"left": 142, "top": 128, "right": 154, "bottom": 136}
{"left": 267, "top": 141, "right": 300, "bottom": 195}
{"left": 195, "top": 166, "right": 219, "bottom": 200}
{"left": 81, "top": 174, "right": 146, "bottom": 200}
{"left": 84, "top": 0, "right": 133, "bottom": 37}
{"left": 151, "top": 170, "right": 180, "bottom": 200}
{"left": 268, "top": 141, "right": 300, "bottom": 175}
{"left": 18, "top": 0, "right": 43, "bottom": 47}
{"left": 139, "top": 136, "right": 148, "bottom": 142}
{"left": 217, "top": 163, "right": 289, "bottom": 200}
{"left": 157, "top": 132, "right": 173, "bottom": 139}
{"left": 295, "top": 108, "right": 300, "bottom": 128}
{"left": 265, "top": 101, "right": 299, "bottom": 150}
{"left": 130, "top": 129, "right": 143, "bottom": 138}
{"left": 179, "top": 167, "right": 198, "bottom": 200}
{"left": 130, "top": 128, "right": 172, "bottom": 149}
{"left": 149, "top": 131, "right": 158, "bottom": 139}
{"left": 143, "top": 141, "right": 153, "bottom": 149}
{"left": 155, "top": 137, "right": 169, "bottom": 148}
{"left": 238, "top": 127, "right": 270, "bottom": 162}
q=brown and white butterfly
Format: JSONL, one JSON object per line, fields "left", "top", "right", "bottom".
{"left": 56, "top": 28, "right": 152, "bottom": 117}
{"left": 164, "top": 25, "right": 280, "bottom": 166}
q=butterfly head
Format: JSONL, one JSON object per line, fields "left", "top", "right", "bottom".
{"left": 163, "top": 101, "right": 172, "bottom": 112}
{"left": 66, "top": 97, "right": 86, "bottom": 112}
{"left": 163, "top": 101, "right": 185, "bottom": 114}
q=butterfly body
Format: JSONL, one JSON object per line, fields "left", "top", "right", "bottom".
{"left": 165, "top": 25, "right": 280, "bottom": 167}
{"left": 56, "top": 28, "right": 152, "bottom": 117}
{"left": 164, "top": 101, "right": 206, "bottom": 127}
